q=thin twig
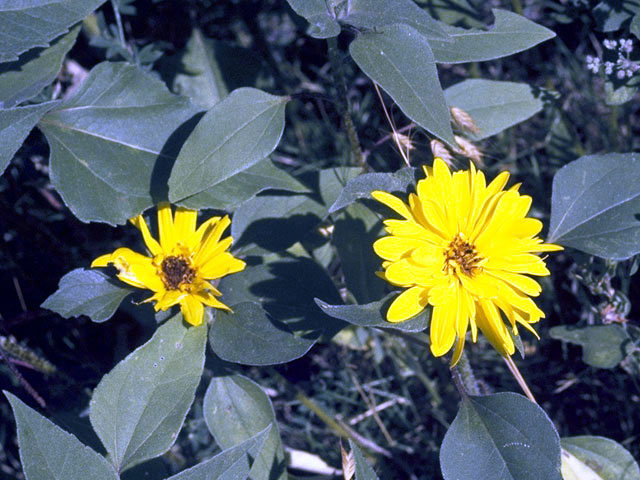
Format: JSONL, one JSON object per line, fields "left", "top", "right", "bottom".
{"left": 503, "top": 355, "right": 537, "bottom": 404}
{"left": 111, "top": 0, "right": 127, "bottom": 50}
{"left": 348, "top": 370, "right": 395, "bottom": 445}
{"left": 373, "top": 82, "right": 411, "bottom": 166}
{"left": 0, "top": 347, "right": 46, "bottom": 408}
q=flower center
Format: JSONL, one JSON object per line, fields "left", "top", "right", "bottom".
{"left": 161, "top": 255, "right": 195, "bottom": 290}
{"left": 444, "top": 235, "right": 482, "bottom": 277}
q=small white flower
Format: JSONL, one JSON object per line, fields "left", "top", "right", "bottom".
{"left": 586, "top": 55, "right": 601, "bottom": 73}
{"left": 604, "top": 39, "right": 618, "bottom": 50}
{"left": 617, "top": 69, "right": 627, "bottom": 79}
{"left": 604, "top": 61, "right": 615, "bottom": 74}
{"left": 619, "top": 38, "right": 633, "bottom": 54}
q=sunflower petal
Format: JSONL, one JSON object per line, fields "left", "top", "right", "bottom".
{"left": 157, "top": 202, "right": 175, "bottom": 251}
{"left": 180, "top": 295, "right": 205, "bottom": 326}
{"left": 387, "top": 286, "right": 428, "bottom": 322}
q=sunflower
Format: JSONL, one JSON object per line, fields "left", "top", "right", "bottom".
{"left": 92, "top": 203, "right": 245, "bottom": 326}
{"left": 373, "top": 158, "right": 562, "bottom": 365}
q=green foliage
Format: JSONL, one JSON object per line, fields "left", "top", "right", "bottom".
{"left": 203, "top": 374, "right": 286, "bottom": 480}
{"left": 0, "top": 0, "right": 105, "bottom": 62}
{"left": 90, "top": 314, "right": 206, "bottom": 472}
{"left": 550, "top": 325, "right": 631, "bottom": 369}
{"left": 41, "top": 268, "right": 133, "bottom": 323}
{"left": 5, "top": 392, "right": 118, "bottom": 480}
{"left": 444, "top": 79, "right": 545, "bottom": 139}
{"left": 349, "top": 439, "right": 381, "bottom": 480}
{"left": 350, "top": 24, "right": 454, "bottom": 145}
{"left": 549, "top": 153, "right": 640, "bottom": 260}
{"left": 169, "top": 88, "right": 289, "bottom": 205}
{"left": 39, "top": 61, "right": 198, "bottom": 225}
{"left": 0, "top": 26, "right": 79, "bottom": 109}
{"left": 440, "top": 393, "right": 562, "bottom": 480}
{"left": 562, "top": 436, "right": 640, "bottom": 480}
{"left": 210, "top": 302, "right": 315, "bottom": 365}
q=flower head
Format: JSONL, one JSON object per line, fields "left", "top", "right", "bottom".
{"left": 92, "top": 203, "right": 245, "bottom": 326}
{"left": 373, "top": 159, "right": 562, "bottom": 365}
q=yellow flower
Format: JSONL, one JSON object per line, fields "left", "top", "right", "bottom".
{"left": 92, "top": 203, "right": 245, "bottom": 326}
{"left": 373, "top": 158, "right": 562, "bottom": 365}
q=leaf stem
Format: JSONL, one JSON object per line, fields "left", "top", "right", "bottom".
{"left": 327, "top": 37, "right": 365, "bottom": 168}
{"left": 503, "top": 355, "right": 537, "bottom": 403}
{"left": 111, "top": 0, "right": 127, "bottom": 51}
{"left": 453, "top": 350, "right": 480, "bottom": 396}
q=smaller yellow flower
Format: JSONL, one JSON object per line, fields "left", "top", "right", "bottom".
{"left": 92, "top": 203, "right": 245, "bottom": 326}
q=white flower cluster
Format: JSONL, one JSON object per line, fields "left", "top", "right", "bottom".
{"left": 586, "top": 38, "right": 640, "bottom": 79}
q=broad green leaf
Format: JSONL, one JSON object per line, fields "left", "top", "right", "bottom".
{"left": 5, "top": 392, "right": 118, "bottom": 480}
{"left": 349, "top": 24, "right": 454, "bottom": 145}
{"left": 0, "top": 0, "right": 105, "bottom": 62}
{"left": 90, "top": 315, "right": 206, "bottom": 472}
{"left": 444, "top": 79, "right": 545, "bottom": 139}
{"left": 333, "top": 203, "right": 385, "bottom": 303}
{"left": 0, "top": 101, "right": 60, "bottom": 175}
{"left": 549, "top": 325, "right": 630, "bottom": 369}
{"left": 342, "top": 0, "right": 450, "bottom": 40}
{"left": 329, "top": 168, "right": 417, "bottom": 213}
{"left": 231, "top": 167, "right": 360, "bottom": 254}
{"left": 41, "top": 268, "right": 133, "bottom": 323}
{"left": 0, "top": 26, "right": 79, "bottom": 108}
{"left": 561, "top": 448, "right": 603, "bottom": 480}
{"left": 593, "top": 1, "right": 640, "bottom": 32}
{"left": 173, "top": 28, "right": 228, "bottom": 108}
{"left": 220, "top": 257, "right": 344, "bottom": 341}
{"left": 349, "top": 440, "right": 380, "bottom": 480}
{"left": 562, "top": 436, "right": 640, "bottom": 480}
{"left": 429, "top": 9, "right": 556, "bottom": 63}
{"left": 39, "top": 62, "right": 198, "bottom": 225}
{"left": 203, "top": 374, "right": 286, "bottom": 480}
{"left": 604, "top": 80, "right": 638, "bottom": 106}
{"left": 166, "top": 427, "right": 271, "bottom": 480}
{"left": 314, "top": 294, "right": 430, "bottom": 332}
{"left": 423, "top": 0, "right": 484, "bottom": 29}
{"left": 548, "top": 153, "right": 640, "bottom": 260}
{"left": 632, "top": 13, "right": 640, "bottom": 39}
{"left": 286, "top": 0, "right": 341, "bottom": 38}
{"left": 169, "top": 87, "right": 289, "bottom": 203}
{"left": 178, "top": 158, "right": 308, "bottom": 210}
{"left": 440, "top": 392, "right": 562, "bottom": 480}
{"left": 210, "top": 302, "right": 315, "bottom": 365}
{"left": 172, "top": 29, "right": 264, "bottom": 109}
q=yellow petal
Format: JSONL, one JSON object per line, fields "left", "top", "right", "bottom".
{"left": 430, "top": 301, "right": 456, "bottom": 357}
{"left": 174, "top": 207, "right": 198, "bottom": 244}
{"left": 193, "top": 216, "right": 231, "bottom": 265}
{"left": 372, "top": 191, "right": 412, "bottom": 219}
{"left": 198, "top": 252, "right": 246, "bottom": 279}
{"left": 180, "top": 295, "right": 205, "bottom": 326}
{"left": 154, "top": 290, "right": 185, "bottom": 311}
{"left": 373, "top": 236, "right": 424, "bottom": 261}
{"left": 131, "top": 214, "right": 162, "bottom": 256}
{"left": 195, "top": 290, "right": 232, "bottom": 311}
{"left": 157, "top": 202, "right": 175, "bottom": 251}
{"left": 91, "top": 247, "right": 163, "bottom": 291}
{"left": 387, "top": 286, "right": 428, "bottom": 322}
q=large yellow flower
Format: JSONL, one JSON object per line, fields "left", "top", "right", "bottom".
{"left": 92, "top": 203, "right": 245, "bottom": 326}
{"left": 373, "top": 158, "right": 562, "bottom": 365}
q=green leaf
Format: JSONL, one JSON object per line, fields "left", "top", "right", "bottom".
{"left": 0, "top": 101, "right": 60, "bottom": 175}
{"left": 210, "top": 302, "right": 315, "bottom": 365}
{"left": 329, "top": 168, "right": 417, "bottom": 213}
{"left": 349, "top": 24, "right": 454, "bottom": 145}
{"left": 561, "top": 448, "right": 603, "bottom": 480}
{"left": 429, "top": 9, "right": 556, "bottom": 63}
{"left": 548, "top": 153, "right": 640, "bottom": 260}
{"left": 90, "top": 315, "right": 207, "bottom": 472}
{"left": 549, "top": 325, "right": 631, "bottom": 369}
{"left": 0, "top": 26, "right": 79, "bottom": 108}
{"left": 349, "top": 440, "right": 380, "bottom": 480}
{"left": 38, "top": 62, "right": 198, "bottom": 225}
{"left": 41, "top": 268, "right": 133, "bottom": 323}
{"left": 285, "top": 0, "right": 341, "bottom": 38}
{"left": 342, "top": 0, "right": 450, "bottom": 40}
{"left": 5, "top": 392, "right": 118, "bottom": 480}
{"left": 561, "top": 436, "right": 640, "bottom": 480}
{"left": 604, "top": 80, "right": 638, "bottom": 106}
{"left": 169, "top": 87, "right": 289, "bottom": 203}
{"left": 333, "top": 203, "right": 386, "bottom": 303}
{"left": 219, "top": 257, "right": 344, "bottom": 341}
{"left": 203, "top": 374, "right": 286, "bottom": 480}
{"left": 178, "top": 158, "right": 308, "bottom": 211}
{"left": 314, "top": 293, "right": 430, "bottom": 332}
{"left": 444, "top": 79, "right": 545, "bottom": 139}
{"left": 0, "top": 0, "right": 105, "bottom": 62}
{"left": 422, "top": 0, "right": 484, "bottom": 29}
{"left": 593, "top": 1, "right": 640, "bottom": 32}
{"left": 440, "top": 392, "right": 562, "bottom": 480}
{"left": 166, "top": 427, "right": 271, "bottom": 480}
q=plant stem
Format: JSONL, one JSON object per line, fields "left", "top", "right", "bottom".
{"left": 111, "top": 0, "right": 127, "bottom": 50}
{"left": 327, "top": 37, "right": 365, "bottom": 168}
{"left": 503, "top": 355, "right": 537, "bottom": 403}
{"left": 453, "top": 349, "right": 480, "bottom": 396}
{"left": 511, "top": 0, "right": 524, "bottom": 15}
